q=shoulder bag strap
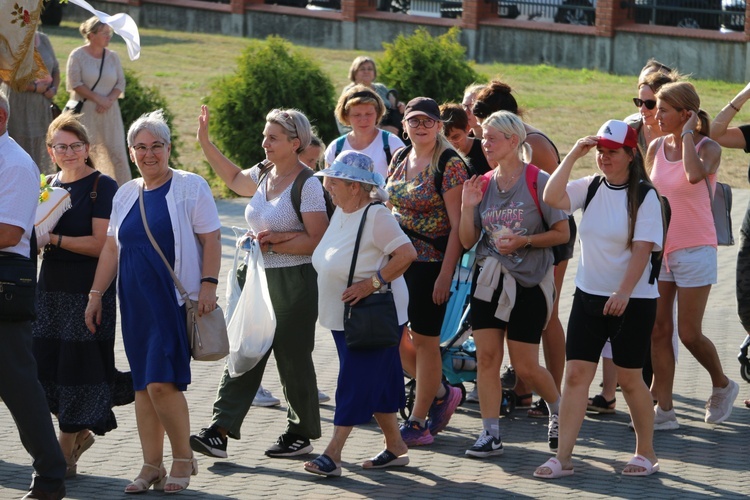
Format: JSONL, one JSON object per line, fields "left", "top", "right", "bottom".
{"left": 346, "top": 202, "right": 382, "bottom": 288}
{"left": 80, "top": 50, "right": 107, "bottom": 105}
{"left": 137, "top": 186, "right": 192, "bottom": 308}
{"left": 90, "top": 171, "right": 101, "bottom": 203}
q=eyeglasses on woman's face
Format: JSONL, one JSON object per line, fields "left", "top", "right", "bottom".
{"left": 51, "top": 142, "right": 86, "bottom": 154}
{"left": 406, "top": 117, "right": 436, "bottom": 129}
{"left": 132, "top": 142, "right": 166, "bottom": 155}
{"left": 633, "top": 98, "right": 657, "bottom": 110}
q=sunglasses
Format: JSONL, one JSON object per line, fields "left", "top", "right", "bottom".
{"left": 633, "top": 98, "right": 657, "bottom": 110}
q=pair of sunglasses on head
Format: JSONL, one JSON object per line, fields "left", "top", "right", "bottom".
{"left": 633, "top": 98, "right": 656, "bottom": 110}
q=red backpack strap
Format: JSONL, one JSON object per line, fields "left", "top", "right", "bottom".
{"left": 525, "top": 163, "right": 542, "bottom": 214}
{"left": 480, "top": 170, "right": 494, "bottom": 195}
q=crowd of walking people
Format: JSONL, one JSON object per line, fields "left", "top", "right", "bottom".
{"left": 1, "top": 18, "right": 749, "bottom": 497}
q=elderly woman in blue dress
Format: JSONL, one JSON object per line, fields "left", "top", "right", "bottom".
{"left": 304, "top": 151, "right": 417, "bottom": 477}
{"left": 85, "top": 110, "right": 222, "bottom": 494}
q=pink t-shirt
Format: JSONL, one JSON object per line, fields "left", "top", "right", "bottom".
{"left": 650, "top": 136, "right": 717, "bottom": 257}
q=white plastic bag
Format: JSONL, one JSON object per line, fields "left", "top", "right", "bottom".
{"left": 227, "top": 239, "right": 276, "bottom": 378}
{"left": 224, "top": 227, "right": 246, "bottom": 323}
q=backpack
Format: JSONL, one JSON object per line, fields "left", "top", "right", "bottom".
{"left": 257, "top": 161, "right": 335, "bottom": 223}
{"left": 583, "top": 176, "right": 671, "bottom": 285}
{"left": 480, "top": 164, "right": 567, "bottom": 265}
{"left": 334, "top": 130, "right": 393, "bottom": 166}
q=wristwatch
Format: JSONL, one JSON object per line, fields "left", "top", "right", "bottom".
{"left": 524, "top": 236, "right": 532, "bottom": 249}
{"left": 371, "top": 274, "right": 382, "bottom": 290}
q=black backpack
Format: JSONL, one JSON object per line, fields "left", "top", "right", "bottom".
{"left": 257, "top": 161, "right": 335, "bottom": 222}
{"left": 334, "top": 130, "right": 393, "bottom": 166}
{"left": 583, "top": 176, "right": 671, "bottom": 284}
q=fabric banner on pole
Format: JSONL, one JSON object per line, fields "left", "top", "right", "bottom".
{"left": 0, "top": 0, "right": 44, "bottom": 91}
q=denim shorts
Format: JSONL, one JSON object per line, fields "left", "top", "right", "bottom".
{"left": 659, "top": 245, "right": 717, "bottom": 287}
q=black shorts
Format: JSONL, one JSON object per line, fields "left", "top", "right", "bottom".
{"left": 403, "top": 261, "right": 447, "bottom": 337}
{"left": 470, "top": 267, "right": 547, "bottom": 344}
{"left": 566, "top": 288, "right": 656, "bottom": 369}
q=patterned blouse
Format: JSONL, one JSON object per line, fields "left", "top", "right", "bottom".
{"left": 387, "top": 151, "right": 468, "bottom": 262}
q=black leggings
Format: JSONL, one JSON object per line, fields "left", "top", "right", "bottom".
{"left": 737, "top": 200, "right": 750, "bottom": 331}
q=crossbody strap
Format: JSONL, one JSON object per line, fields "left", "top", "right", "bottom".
{"left": 137, "top": 185, "right": 193, "bottom": 309}
{"left": 81, "top": 50, "right": 107, "bottom": 105}
{"left": 346, "top": 202, "right": 385, "bottom": 289}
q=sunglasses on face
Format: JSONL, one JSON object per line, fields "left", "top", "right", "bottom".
{"left": 633, "top": 98, "right": 657, "bottom": 110}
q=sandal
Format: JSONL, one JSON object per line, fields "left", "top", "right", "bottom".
{"left": 533, "top": 457, "right": 574, "bottom": 479}
{"left": 622, "top": 454, "right": 659, "bottom": 476}
{"left": 124, "top": 463, "right": 167, "bottom": 494}
{"left": 304, "top": 454, "right": 341, "bottom": 477}
{"left": 164, "top": 457, "right": 198, "bottom": 494}
{"left": 73, "top": 431, "right": 95, "bottom": 463}
{"left": 587, "top": 395, "right": 616, "bottom": 414}
{"left": 362, "top": 449, "right": 409, "bottom": 469}
{"left": 527, "top": 398, "right": 549, "bottom": 418}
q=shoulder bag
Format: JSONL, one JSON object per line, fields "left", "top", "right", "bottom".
{"left": 0, "top": 232, "right": 37, "bottom": 322}
{"left": 138, "top": 186, "right": 228, "bottom": 361}
{"left": 343, "top": 202, "right": 402, "bottom": 351}
{"left": 65, "top": 50, "right": 106, "bottom": 114}
{"left": 706, "top": 178, "right": 734, "bottom": 246}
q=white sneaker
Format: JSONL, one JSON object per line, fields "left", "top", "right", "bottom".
{"left": 252, "top": 385, "right": 280, "bottom": 407}
{"left": 705, "top": 379, "right": 740, "bottom": 424}
{"left": 654, "top": 405, "right": 680, "bottom": 431}
{"left": 318, "top": 388, "right": 331, "bottom": 404}
{"left": 466, "top": 385, "right": 479, "bottom": 403}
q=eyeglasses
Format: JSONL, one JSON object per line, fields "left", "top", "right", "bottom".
{"left": 406, "top": 117, "right": 437, "bottom": 129}
{"left": 51, "top": 142, "right": 86, "bottom": 154}
{"left": 633, "top": 98, "right": 657, "bottom": 110}
{"left": 132, "top": 142, "right": 166, "bottom": 155}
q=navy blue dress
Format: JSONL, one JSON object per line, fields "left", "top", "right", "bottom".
{"left": 118, "top": 179, "right": 190, "bottom": 391}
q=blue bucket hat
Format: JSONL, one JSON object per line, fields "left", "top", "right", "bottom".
{"left": 314, "top": 150, "right": 385, "bottom": 188}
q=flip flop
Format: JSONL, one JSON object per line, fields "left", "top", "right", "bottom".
{"left": 533, "top": 458, "right": 574, "bottom": 479}
{"left": 622, "top": 454, "right": 660, "bottom": 476}
{"left": 362, "top": 449, "right": 409, "bottom": 469}
{"left": 587, "top": 395, "right": 616, "bottom": 414}
{"left": 303, "top": 454, "right": 341, "bottom": 477}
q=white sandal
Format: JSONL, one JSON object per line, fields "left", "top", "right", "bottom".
{"left": 124, "top": 463, "right": 167, "bottom": 494}
{"left": 164, "top": 457, "right": 198, "bottom": 494}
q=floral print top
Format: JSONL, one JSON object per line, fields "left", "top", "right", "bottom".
{"left": 387, "top": 150, "right": 469, "bottom": 262}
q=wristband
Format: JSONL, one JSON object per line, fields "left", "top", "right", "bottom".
{"left": 376, "top": 269, "right": 388, "bottom": 285}
{"left": 729, "top": 101, "right": 741, "bottom": 112}
{"left": 680, "top": 130, "right": 694, "bottom": 139}
{"left": 200, "top": 277, "right": 219, "bottom": 285}
{"left": 89, "top": 289, "right": 103, "bottom": 296}
{"left": 57, "top": 234, "right": 63, "bottom": 248}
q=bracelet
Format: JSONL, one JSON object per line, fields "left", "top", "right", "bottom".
{"left": 681, "top": 130, "right": 694, "bottom": 139}
{"left": 200, "top": 277, "right": 219, "bottom": 285}
{"left": 376, "top": 269, "right": 388, "bottom": 285}
{"left": 56, "top": 234, "right": 63, "bottom": 248}
{"left": 267, "top": 243, "right": 275, "bottom": 254}
{"left": 89, "top": 289, "right": 103, "bottom": 296}
{"left": 729, "top": 101, "right": 741, "bottom": 112}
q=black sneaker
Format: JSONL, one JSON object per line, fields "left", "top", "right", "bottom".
{"left": 465, "top": 431, "right": 504, "bottom": 458}
{"left": 548, "top": 414, "right": 559, "bottom": 451}
{"left": 265, "top": 432, "right": 313, "bottom": 458}
{"left": 190, "top": 426, "right": 228, "bottom": 458}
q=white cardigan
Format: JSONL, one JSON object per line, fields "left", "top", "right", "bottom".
{"left": 108, "top": 169, "right": 221, "bottom": 304}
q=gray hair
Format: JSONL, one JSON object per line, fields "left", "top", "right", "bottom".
{"left": 127, "top": 109, "right": 171, "bottom": 146}
{"left": 482, "top": 110, "right": 532, "bottom": 163}
{"left": 266, "top": 108, "right": 311, "bottom": 154}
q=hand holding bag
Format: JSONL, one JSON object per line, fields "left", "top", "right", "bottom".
{"left": 226, "top": 239, "right": 276, "bottom": 378}
{"left": 343, "top": 203, "right": 401, "bottom": 351}
{"left": 138, "top": 187, "right": 229, "bottom": 361}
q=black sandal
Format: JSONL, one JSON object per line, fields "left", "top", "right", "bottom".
{"left": 587, "top": 394, "right": 616, "bottom": 414}
{"left": 527, "top": 398, "right": 549, "bottom": 418}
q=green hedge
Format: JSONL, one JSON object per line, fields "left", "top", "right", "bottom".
{"left": 378, "top": 27, "right": 483, "bottom": 104}
{"left": 205, "top": 36, "right": 337, "bottom": 196}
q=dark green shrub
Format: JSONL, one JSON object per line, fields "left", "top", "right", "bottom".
{"left": 206, "top": 36, "right": 337, "bottom": 196}
{"left": 55, "top": 68, "right": 179, "bottom": 179}
{"left": 378, "top": 27, "right": 483, "bottom": 104}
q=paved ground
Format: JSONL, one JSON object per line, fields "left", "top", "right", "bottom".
{"left": 1, "top": 190, "right": 749, "bottom": 499}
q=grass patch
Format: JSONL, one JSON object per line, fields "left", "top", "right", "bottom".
{"left": 43, "top": 22, "right": 750, "bottom": 188}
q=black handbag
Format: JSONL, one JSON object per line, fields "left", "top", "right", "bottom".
{"left": 0, "top": 232, "right": 38, "bottom": 322}
{"left": 64, "top": 50, "right": 105, "bottom": 114}
{"left": 343, "top": 202, "right": 401, "bottom": 351}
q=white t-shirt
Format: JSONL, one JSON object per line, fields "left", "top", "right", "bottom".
{"left": 324, "top": 130, "right": 405, "bottom": 178}
{"left": 0, "top": 132, "right": 40, "bottom": 257}
{"left": 567, "top": 175, "right": 664, "bottom": 299}
{"left": 312, "top": 203, "right": 411, "bottom": 331}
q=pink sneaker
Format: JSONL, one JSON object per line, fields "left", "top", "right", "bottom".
{"left": 399, "top": 420, "right": 434, "bottom": 446}
{"left": 428, "top": 383, "right": 462, "bottom": 436}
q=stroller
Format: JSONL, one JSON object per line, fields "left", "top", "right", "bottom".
{"left": 400, "top": 249, "right": 516, "bottom": 420}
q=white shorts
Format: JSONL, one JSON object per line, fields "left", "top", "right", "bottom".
{"left": 659, "top": 246, "right": 717, "bottom": 288}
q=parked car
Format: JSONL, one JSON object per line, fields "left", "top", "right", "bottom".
{"left": 498, "top": 0, "right": 595, "bottom": 25}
